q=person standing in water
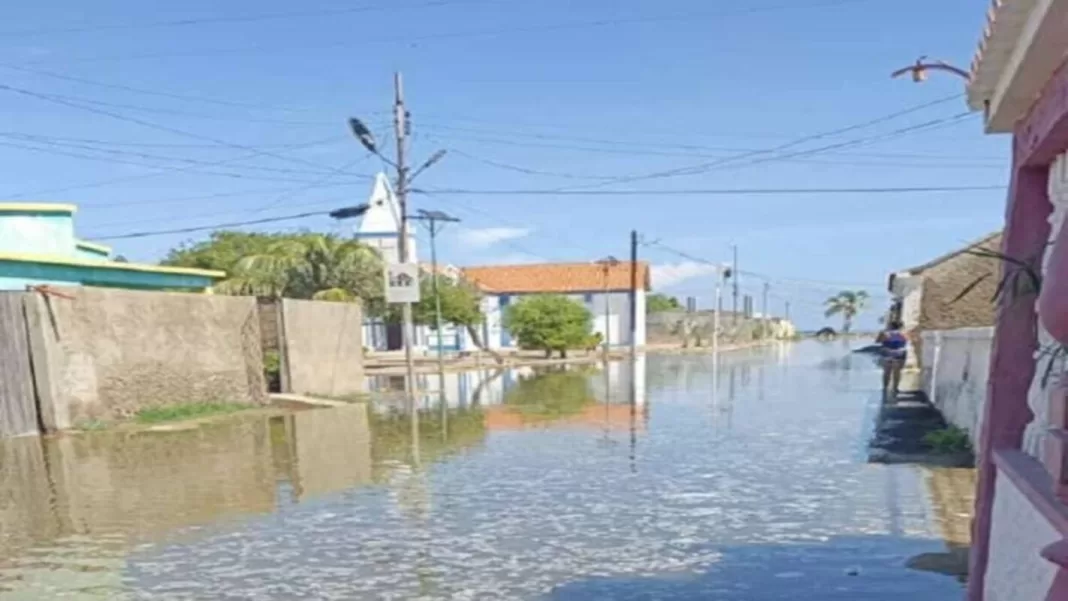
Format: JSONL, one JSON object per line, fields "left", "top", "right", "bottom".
{"left": 876, "top": 321, "right": 909, "bottom": 400}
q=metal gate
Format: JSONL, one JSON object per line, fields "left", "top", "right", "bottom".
{"left": 0, "top": 294, "right": 39, "bottom": 437}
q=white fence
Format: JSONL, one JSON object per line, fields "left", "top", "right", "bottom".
{"left": 921, "top": 326, "right": 993, "bottom": 450}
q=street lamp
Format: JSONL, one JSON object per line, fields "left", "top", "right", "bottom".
{"left": 891, "top": 56, "right": 970, "bottom": 83}
{"left": 348, "top": 91, "right": 447, "bottom": 418}
{"left": 328, "top": 203, "right": 371, "bottom": 220}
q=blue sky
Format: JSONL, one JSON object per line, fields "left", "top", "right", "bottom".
{"left": 1, "top": 0, "right": 1006, "bottom": 328}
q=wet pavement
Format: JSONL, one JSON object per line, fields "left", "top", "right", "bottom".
{"left": 0, "top": 341, "right": 971, "bottom": 600}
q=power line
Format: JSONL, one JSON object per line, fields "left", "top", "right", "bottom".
{"left": 25, "top": 0, "right": 875, "bottom": 64}
{"left": 0, "top": 133, "right": 365, "bottom": 178}
{"left": 541, "top": 95, "right": 968, "bottom": 192}
{"left": 92, "top": 210, "right": 335, "bottom": 241}
{"left": 0, "top": 82, "right": 361, "bottom": 174}
{"left": 436, "top": 140, "right": 1001, "bottom": 180}
{"left": 0, "top": 0, "right": 485, "bottom": 37}
{"left": 4, "top": 136, "right": 358, "bottom": 199}
{"left": 420, "top": 121, "right": 1001, "bottom": 165}
{"left": 416, "top": 184, "right": 1004, "bottom": 196}
{"left": 0, "top": 62, "right": 332, "bottom": 114}
{"left": 0, "top": 138, "right": 371, "bottom": 186}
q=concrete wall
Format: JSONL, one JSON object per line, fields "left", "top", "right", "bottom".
{"left": 25, "top": 287, "right": 267, "bottom": 429}
{"left": 279, "top": 298, "right": 364, "bottom": 397}
{"left": 985, "top": 466, "right": 1060, "bottom": 601}
{"left": 921, "top": 327, "right": 992, "bottom": 449}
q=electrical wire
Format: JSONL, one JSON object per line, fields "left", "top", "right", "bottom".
{"left": 92, "top": 210, "right": 335, "bottom": 241}
{"left": 0, "top": 82, "right": 362, "bottom": 174}
{"left": 0, "top": 0, "right": 489, "bottom": 37}
{"left": 25, "top": 0, "right": 876, "bottom": 65}
{"left": 416, "top": 184, "right": 1004, "bottom": 196}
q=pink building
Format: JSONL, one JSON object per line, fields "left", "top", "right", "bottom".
{"left": 964, "top": 2, "right": 1068, "bottom": 599}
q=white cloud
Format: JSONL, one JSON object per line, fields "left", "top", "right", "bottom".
{"left": 652, "top": 261, "right": 718, "bottom": 289}
{"left": 458, "top": 227, "right": 531, "bottom": 249}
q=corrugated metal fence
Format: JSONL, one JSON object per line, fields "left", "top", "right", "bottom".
{"left": 0, "top": 293, "right": 39, "bottom": 437}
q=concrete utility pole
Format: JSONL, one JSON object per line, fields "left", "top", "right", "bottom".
{"left": 348, "top": 73, "right": 447, "bottom": 432}
{"left": 732, "top": 245, "right": 739, "bottom": 325}
{"left": 762, "top": 282, "right": 770, "bottom": 339}
{"left": 629, "top": 230, "right": 639, "bottom": 358}
{"left": 410, "top": 209, "right": 460, "bottom": 404}
{"left": 392, "top": 73, "right": 419, "bottom": 421}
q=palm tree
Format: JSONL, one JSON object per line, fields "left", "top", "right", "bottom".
{"left": 218, "top": 234, "right": 383, "bottom": 307}
{"left": 824, "top": 290, "right": 870, "bottom": 334}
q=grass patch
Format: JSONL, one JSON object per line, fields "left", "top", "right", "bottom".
{"left": 924, "top": 426, "right": 972, "bottom": 454}
{"left": 135, "top": 402, "right": 250, "bottom": 424}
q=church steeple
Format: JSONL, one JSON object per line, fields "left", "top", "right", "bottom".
{"left": 352, "top": 172, "right": 417, "bottom": 263}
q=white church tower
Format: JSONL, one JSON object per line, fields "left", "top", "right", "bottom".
{"left": 354, "top": 172, "right": 417, "bottom": 263}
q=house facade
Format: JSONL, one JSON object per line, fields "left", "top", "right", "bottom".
{"left": 461, "top": 262, "right": 650, "bottom": 351}
{"left": 887, "top": 233, "right": 1002, "bottom": 449}
{"left": 961, "top": 2, "right": 1068, "bottom": 599}
{"left": 0, "top": 203, "right": 224, "bottom": 292}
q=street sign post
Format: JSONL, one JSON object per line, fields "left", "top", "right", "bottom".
{"left": 385, "top": 263, "right": 421, "bottom": 304}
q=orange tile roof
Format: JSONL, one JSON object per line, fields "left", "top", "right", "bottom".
{"left": 461, "top": 262, "right": 651, "bottom": 294}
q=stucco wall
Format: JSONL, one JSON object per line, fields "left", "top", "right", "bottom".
{"left": 985, "top": 468, "right": 1060, "bottom": 601}
{"left": 279, "top": 298, "right": 364, "bottom": 397}
{"left": 25, "top": 287, "right": 267, "bottom": 429}
{"left": 921, "top": 327, "right": 992, "bottom": 449}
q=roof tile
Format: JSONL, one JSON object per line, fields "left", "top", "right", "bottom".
{"left": 462, "top": 262, "right": 651, "bottom": 294}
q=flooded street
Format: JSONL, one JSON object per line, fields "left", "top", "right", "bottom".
{"left": 0, "top": 341, "right": 971, "bottom": 600}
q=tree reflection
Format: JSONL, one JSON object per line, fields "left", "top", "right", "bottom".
{"left": 501, "top": 367, "right": 598, "bottom": 423}
{"left": 369, "top": 406, "right": 487, "bottom": 479}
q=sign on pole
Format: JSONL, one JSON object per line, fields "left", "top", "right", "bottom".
{"left": 385, "top": 263, "right": 421, "bottom": 304}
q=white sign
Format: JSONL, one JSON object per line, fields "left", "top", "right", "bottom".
{"left": 385, "top": 263, "right": 420, "bottom": 304}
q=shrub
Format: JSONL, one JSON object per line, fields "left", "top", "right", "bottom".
{"left": 924, "top": 426, "right": 972, "bottom": 454}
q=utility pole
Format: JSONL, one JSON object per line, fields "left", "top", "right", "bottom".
{"left": 731, "top": 245, "right": 739, "bottom": 325}
{"left": 785, "top": 300, "right": 791, "bottom": 321}
{"left": 629, "top": 230, "right": 639, "bottom": 358}
{"left": 392, "top": 73, "right": 419, "bottom": 423}
{"left": 410, "top": 209, "right": 460, "bottom": 406}
{"left": 762, "top": 282, "right": 770, "bottom": 339}
{"left": 348, "top": 74, "right": 447, "bottom": 441}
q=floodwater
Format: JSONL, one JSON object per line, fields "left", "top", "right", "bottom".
{"left": 0, "top": 341, "right": 973, "bottom": 600}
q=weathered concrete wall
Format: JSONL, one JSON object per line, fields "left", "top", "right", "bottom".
{"left": 26, "top": 287, "right": 266, "bottom": 429}
{"left": 985, "top": 464, "right": 1060, "bottom": 601}
{"left": 921, "top": 327, "right": 992, "bottom": 450}
{"left": 279, "top": 298, "right": 364, "bottom": 397}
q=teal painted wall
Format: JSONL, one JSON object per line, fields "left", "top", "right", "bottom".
{"left": 0, "top": 212, "right": 76, "bottom": 256}
{"left": 0, "top": 261, "right": 214, "bottom": 291}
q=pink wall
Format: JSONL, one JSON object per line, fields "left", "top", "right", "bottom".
{"left": 972, "top": 56, "right": 1068, "bottom": 601}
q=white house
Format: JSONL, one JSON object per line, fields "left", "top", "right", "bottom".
{"left": 460, "top": 261, "right": 650, "bottom": 351}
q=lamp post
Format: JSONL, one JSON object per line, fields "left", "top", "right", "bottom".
{"left": 348, "top": 78, "right": 447, "bottom": 421}
{"left": 891, "top": 56, "right": 970, "bottom": 83}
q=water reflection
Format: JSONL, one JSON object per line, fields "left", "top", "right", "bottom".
{"left": 0, "top": 346, "right": 970, "bottom": 600}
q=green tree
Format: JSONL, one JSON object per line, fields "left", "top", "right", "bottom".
{"left": 504, "top": 294, "right": 592, "bottom": 358}
{"left": 404, "top": 275, "right": 501, "bottom": 361}
{"left": 647, "top": 293, "right": 682, "bottom": 312}
{"left": 167, "top": 231, "right": 384, "bottom": 309}
{"left": 824, "top": 290, "right": 870, "bottom": 334}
